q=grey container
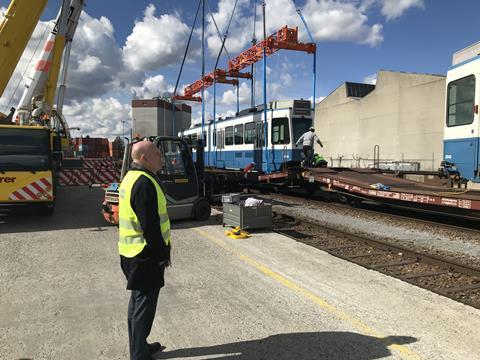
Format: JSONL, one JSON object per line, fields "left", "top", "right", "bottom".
{"left": 222, "top": 193, "right": 241, "bottom": 204}
{"left": 223, "top": 202, "right": 272, "bottom": 230}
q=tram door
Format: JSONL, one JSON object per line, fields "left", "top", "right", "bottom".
{"left": 254, "top": 121, "right": 264, "bottom": 171}
{"left": 215, "top": 129, "right": 225, "bottom": 168}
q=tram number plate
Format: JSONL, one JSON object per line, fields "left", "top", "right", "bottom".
{"left": 309, "top": 175, "right": 315, "bottom": 183}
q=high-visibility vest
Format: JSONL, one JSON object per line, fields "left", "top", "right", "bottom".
{"left": 118, "top": 170, "right": 171, "bottom": 258}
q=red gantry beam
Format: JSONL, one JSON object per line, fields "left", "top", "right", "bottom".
{"left": 173, "top": 69, "right": 252, "bottom": 102}
{"left": 174, "top": 26, "right": 316, "bottom": 102}
{"left": 229, "top": 26, "right": 316, "bottom": 72}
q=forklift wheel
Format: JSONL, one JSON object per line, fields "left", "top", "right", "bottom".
{"left": 193, "top": 198, "right": 211, "bottom": 221}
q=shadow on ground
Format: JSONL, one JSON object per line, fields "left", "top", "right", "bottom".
{"left": 0, "top": 187, "right": 226, "bottom": 234}
{"left": 0, "top": 187, "right": 109, "bottom": 234}
{"left": 154, "top": 332, "right": 417, "bottom": 360}
{"left": 171, "top": 214, "right": 222, "bottom": 230}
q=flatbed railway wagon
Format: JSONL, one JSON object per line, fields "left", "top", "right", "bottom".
{"left": 303, "top": 167, "right": 480, "bottom": 220}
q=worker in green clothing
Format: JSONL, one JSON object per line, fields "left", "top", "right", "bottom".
{"left": 118, "top": 140, "right": 172, "bottom": 360}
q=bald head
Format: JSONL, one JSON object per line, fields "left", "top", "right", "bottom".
{"left": 131, "top": 140, "right": 163, "bottom": 173}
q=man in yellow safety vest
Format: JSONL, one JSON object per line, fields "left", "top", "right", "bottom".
{"left": 118, "top": 139, "right": 171, "bottom": 360}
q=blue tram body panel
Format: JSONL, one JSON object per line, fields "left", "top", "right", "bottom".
{"left": 443, "top": 138, "right": 479, "bottom": 181}
{"left": 192, "top": 148, "right": 305, "bottom": 171}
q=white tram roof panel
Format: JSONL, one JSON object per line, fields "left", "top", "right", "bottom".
{"left": 452, "top": 41, "right": 480, "bottom": 66}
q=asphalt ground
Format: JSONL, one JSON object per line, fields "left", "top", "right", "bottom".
{"left": 0, "top": 187, "right": 479, "bottom": 359}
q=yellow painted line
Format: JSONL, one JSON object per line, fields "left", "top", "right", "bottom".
{"left": 194, "top": 228, "right": 423, "bottom": 360}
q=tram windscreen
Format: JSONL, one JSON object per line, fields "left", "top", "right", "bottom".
{"left": 272, "top": 118, "right": 290, "bottom": 144}
{"left": 292, "top": 117, "right": 312, "bottom": 144}
{"left": 447, "top": 75, "right": 475, "bottom": 127}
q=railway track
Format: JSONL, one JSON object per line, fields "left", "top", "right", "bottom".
{"left": 272, "top": 211, "right": 480, "bottom": 309}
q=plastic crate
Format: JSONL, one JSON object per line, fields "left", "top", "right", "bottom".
{"left": 223, "top": 202, "right": 272, "bottom": 230}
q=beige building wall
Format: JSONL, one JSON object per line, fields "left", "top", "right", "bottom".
{"left": 315, "top": 71, "right": 446, "bottom": 171}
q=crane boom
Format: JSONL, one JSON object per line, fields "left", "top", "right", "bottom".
{"left": 0, "top": 0, "right": 48, "bottom": 98}
{"left": 44, "top": 0, "right": 71, "bottom": 110}
{"left": 16, "top": 0, "right": 85, "bottom": 119}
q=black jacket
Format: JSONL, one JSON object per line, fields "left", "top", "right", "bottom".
{"left": 120, "top": 163, "right": 171, "bottom": 291}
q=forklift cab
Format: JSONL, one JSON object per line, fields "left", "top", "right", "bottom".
{"left": 117, "top": 136, "right": 210, "bottom": 222}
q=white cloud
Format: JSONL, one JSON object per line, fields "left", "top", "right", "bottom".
{"left": 303, "top": 0, "right": 384, "bottom": 46}
{"left": 379, "top": 0, "right": 424, "bottom": 20}
{"left": 131, "top": 74, "right": 174, "bottom": 99}
{"left": 64, "top": 12, "right": 131, "bottom": 101}
{"left": 63, "top": 97, "right": 131, "bottom": 138}
{"left": 205, "top": 0, "right": 253, "bottom": 56}
{"left": 205, "top": 0, "right": 386, "bottom": 58}
{"left": 279, "top": 61, "right": 294, "bottom": 86}
{"left": 363, "top": 73, "right": 378, "bottom": 84}
{"left": 77, "top": 55, "right": 101, "bottom": 73}
{"left": 221, "top": 82, "right": 251, "bottom": 106}
{"left": 123, "top": 5, "right": 190, "bottom": 71}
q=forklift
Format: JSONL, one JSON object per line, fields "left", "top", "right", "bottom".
{"left": 101, "top": 136, "right": 211, "bottom": 224}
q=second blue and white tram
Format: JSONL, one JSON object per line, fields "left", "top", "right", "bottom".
{"left": 181, "top": 99, "right": 313, "bottom": 172}
{"left": 444, "top": 42, "right": 480, "bottom": 182}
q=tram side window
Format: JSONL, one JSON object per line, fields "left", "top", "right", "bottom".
{"left": 271, "top": 117, "right": 290, "bottom": 144}
{"left": 447, "top": 75, "right": 476, "bottom": 127}
{"left": 234, "top": 124, "right": 244, "bottom": 144}
{"left": 225, "top": 126, "right": 234, "bottom": 146}
{"left": 244, "top": 122, "right": 255, "bottom": 144}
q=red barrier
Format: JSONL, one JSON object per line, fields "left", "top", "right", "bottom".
{"left": 59, "top": 158, "right": 121, "bottom": 186}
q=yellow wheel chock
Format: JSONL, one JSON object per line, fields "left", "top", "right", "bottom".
{"left": 224, "top": 226, "right": 251, "bottom": 239}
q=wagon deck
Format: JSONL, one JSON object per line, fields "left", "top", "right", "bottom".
{"left": 305, "top": 167, "right": 480, "bottom": 219}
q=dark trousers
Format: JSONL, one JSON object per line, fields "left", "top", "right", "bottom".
{"left": 128, "top": 287, "right": 160, "bottom": 360}
{"left": 302, "top": 146, "right": 313, "bottom": 166}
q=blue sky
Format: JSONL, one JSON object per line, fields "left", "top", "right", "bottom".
{"left": 1, "top": 0, "right": 480, "bottom": 136}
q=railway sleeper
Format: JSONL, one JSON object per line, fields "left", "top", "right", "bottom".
{"left": 438, "top": 283, "right": 480, "bottom": 294}
{"left": 401, "top": 270, "right": 449, "bottom": 280}
{"left": 371, "top": 259, "right": 418, "bottom": 269}
{"left": 346, "top": 252, "right": 386, "bottom": 259}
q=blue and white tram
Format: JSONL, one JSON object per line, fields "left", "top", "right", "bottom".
{"left": 444, "top": 44, "right": 480, "bottom": 182}
{"left": 181, "top": 99, "right": 313, "bottom": 172}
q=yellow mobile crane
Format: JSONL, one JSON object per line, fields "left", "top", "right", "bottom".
{"left": 0, "top": 0, "right": 48, "bottom": 104}
{"left": 0, "top": 0, "right": 84, "bottom": 215}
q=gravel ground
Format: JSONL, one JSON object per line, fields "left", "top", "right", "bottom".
{"left": 259, "top": 194, "right": 480, "bottom": 268}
